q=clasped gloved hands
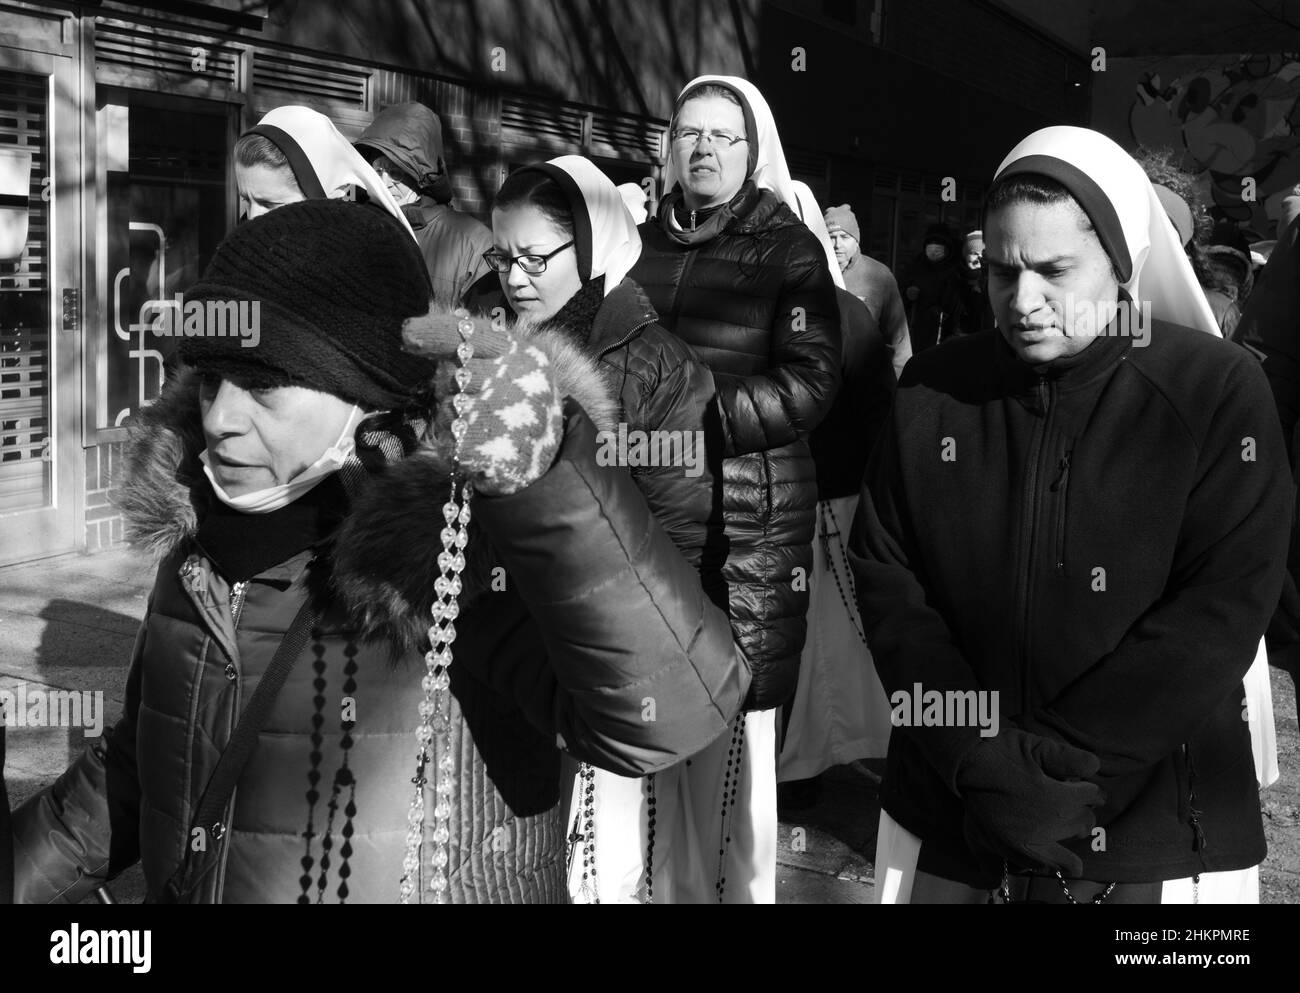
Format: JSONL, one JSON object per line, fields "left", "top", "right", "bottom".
{"left": 402, "top": 308, "right": 563, "bottom": 496}
{"left": 954, "top": 727, "right": 1105, "bottom": 877}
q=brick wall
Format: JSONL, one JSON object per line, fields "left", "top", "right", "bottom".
{"left": 84, "top": 442, "right": 125, "bottom": 552}
{"left": 373, "top": 71, "right": 503, "bottom": 222}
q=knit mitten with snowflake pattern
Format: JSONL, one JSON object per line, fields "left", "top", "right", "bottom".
{"left": 402, "top": 309, "right": 563, "bottom": 496}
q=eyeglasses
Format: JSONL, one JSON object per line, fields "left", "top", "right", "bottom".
{"left": 670, "top": 128, "right": 748, "bottom": 149}
{"left": 481, "top": 240, "right": 575, "bottom": 275}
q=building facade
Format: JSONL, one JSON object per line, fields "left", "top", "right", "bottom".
{"left": 0, "top": 0, "right": 1088, "bottom": 565}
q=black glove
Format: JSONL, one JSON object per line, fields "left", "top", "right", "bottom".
{"left": 955, "top": 728, "right": 1104, "bottom": 877}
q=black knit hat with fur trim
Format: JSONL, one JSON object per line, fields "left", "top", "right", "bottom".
{"left": 180, "top": 199, "right": 436, "bottom": 409}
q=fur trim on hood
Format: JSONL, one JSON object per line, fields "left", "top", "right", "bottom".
{"left": 111, "top": 317, "right": 619, "bottom": 652}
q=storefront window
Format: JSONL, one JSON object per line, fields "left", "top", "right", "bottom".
{"left": 96, "top": 88, "right": 231, "bottom": 429}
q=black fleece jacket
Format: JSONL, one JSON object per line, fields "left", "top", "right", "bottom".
{"left": 850, "top": 315, "right": 1292, "bottom": 885}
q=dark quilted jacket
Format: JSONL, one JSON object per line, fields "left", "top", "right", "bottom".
{"left": 11, "top": 337, "right": 749, "bottom": 904}
{"left": 631, "top": 184, "right": 841, "bottom": 709}
{"left": 548, "top": 278, "right": 724, "bottom": 600}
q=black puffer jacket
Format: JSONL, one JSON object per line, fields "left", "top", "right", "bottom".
{"left": 632, "top": 182, "right": 841, "bottom": 709}
{"left": 530, "top": 278, "right": 724, "bottom": 598}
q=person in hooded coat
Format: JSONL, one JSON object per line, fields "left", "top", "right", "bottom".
{"left": 353, "top": 102, "right": 496, "bottom": 310}
{"left": 901, "top": 223, "right": 966, "bottom": 353}
{"left": 628, "top": 75, "right": 841, "bottom": 902}
{"left": 856, "top": 126, "right": 1290, "bottom": 904}
{"left": 10, "top": 198, "right": 749, "bottom": 904}
{"left": 778, "top": 182, "right": 895, "bottom": 805}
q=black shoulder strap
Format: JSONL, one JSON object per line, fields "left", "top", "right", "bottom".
{"left": 161, "top": 596, "right": 319, "bottom": 902}
{"left": 195, "top": 596, "right": 320, "bottom": 835}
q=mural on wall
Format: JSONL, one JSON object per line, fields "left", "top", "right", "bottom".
{"left": 1096, "top": 53, "right": 1300, "bottom": 242}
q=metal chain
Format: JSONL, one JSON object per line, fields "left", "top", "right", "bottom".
{"left": 399, "top": 310, "right": 476, "bottom": 904}
{"left": 990, "top": 861, "right": 1117, "bottom": 904}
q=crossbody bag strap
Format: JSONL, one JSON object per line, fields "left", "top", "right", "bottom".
{"left": 161, "top": 595, "right": 320, "bottom": 902}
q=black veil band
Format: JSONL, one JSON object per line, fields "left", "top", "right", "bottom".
{"left": 990, "top": 153, "right": 1133, "bottom": 282}
{"left": 244, "top": 124, "right": 329, "bottom": 201}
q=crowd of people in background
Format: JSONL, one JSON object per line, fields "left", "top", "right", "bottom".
{"left": 2, "top": 69, "right": 1297, "bottom": 906}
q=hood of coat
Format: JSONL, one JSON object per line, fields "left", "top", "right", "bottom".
{"left": 111, "top": 314, "right": 619, "bottom": 652}
{"left": 354, "top": 102, "right": 453, "bottom": 203}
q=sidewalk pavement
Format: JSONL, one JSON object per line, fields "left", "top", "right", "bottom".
{"left": 0, "top": 546, "right": 879, "bottom": 904}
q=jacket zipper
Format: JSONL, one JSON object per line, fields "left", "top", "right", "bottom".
{"left": 689, "top": 208, "right": 697, "bottom": 231}
{"left": 1049, "top": 451, "right": 1071, "bottom": 574}
{"left": 669, "top": 250, "right": 700, "bottom": 330}
{"left": 1185, "top": 742, "right": 1208, "bottom": 863}
{"left": 1016, "top": 379, "right": 1054, "bottom": 712}
{"left": 597, "top": 318, "right": 656, "bottom": 361}
{"left": 211, "top": 579, "right": 248, "bottom": 902}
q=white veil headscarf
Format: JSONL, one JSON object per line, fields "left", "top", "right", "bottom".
{"left": 245, "top": 106, "right": 416, "bottom": 242}
{"left": 513, "top": 155, "right": 643, "bottom": 297}
{"left": 994, "top": 126, "right": 1277, "bottom": 786}
{"left": 790, "top": 180, "right": 845, "bottom": 291}
{"left": 663, "top": 75, "right": 799, "bottom": 214}
{"left": 993, "top": 126, "right": 1219, "bottom": 337}
{"left": 617, "top": 182, "right": 650, "bottom": 225}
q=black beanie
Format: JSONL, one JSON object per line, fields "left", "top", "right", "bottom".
{"left": 179, "top": 199, "right": 437, "bottom": 410}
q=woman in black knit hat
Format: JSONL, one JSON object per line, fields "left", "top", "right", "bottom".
{"left": 10, "top": 198, "right": 749, "bottom": 904}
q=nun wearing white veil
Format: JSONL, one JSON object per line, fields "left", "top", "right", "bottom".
{"left": 487, "top": 155, "right": 770, "bottom": 905}
{"left": 234, "top": 105, "right": 416, "bottom": 241}
{"left": 858, "top": 126, "right": 1291, "bottom": 905}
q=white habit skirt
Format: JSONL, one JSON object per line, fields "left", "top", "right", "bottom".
{"left": 565, "top": 709, "right": 778, "bottom": 904}
{"left": 779, "top": 495, "right": 893, "bottom": 781}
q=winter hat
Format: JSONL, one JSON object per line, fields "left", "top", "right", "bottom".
{"left": 823, "top": 203, "right": 860, "bottom": 242}
{"left": 180, "top": 198, "right": 438, "bottom": 410}
{"left": 923, "top": 223, "right": 956, "bottom": 251}
{"left": 1152, "top": 184, "right": 1195, "bottom": 248}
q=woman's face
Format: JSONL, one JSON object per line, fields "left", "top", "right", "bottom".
{"left": 490, "top": 205, "right": 582, "bottom": 323}
{"left": 199, "top": 376, "right": 355, "bottom": 496}
{"left": 671, "top": 96, "right": 750, "bottom": 210}
{"left": 236, "top": 163, "right": 305, "bottom": 220}
{"left": 985, "top": 197, "right": 1119, "bottom": 365}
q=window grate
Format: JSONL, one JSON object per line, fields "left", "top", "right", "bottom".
{"left": 95, "top": 19, "right": 239, "bottom": 87}
{"left": 0, "top": 68, "right": 50, "bottom": 511}
{"left": 252, "top": 51, "right": 369, "bottom": 108}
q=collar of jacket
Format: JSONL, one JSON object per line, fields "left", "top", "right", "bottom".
{"left": 588, "top": 279, "right": 659, "bottom": 353}
{"left": 657, "top": 180, "right": 768, "bottom": 244}
{"left": 992, "top": 298, "right": 1135, "bottom": 410}
{"left": 111, "top": 320, "right": 621, "bottom": 652}
{"left": 399, "top": 196, "right": 450, "bottom": 231}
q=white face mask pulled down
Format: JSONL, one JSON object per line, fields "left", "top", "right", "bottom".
{"left": 200, "top": 404, "right": 366, "bottom": 514}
